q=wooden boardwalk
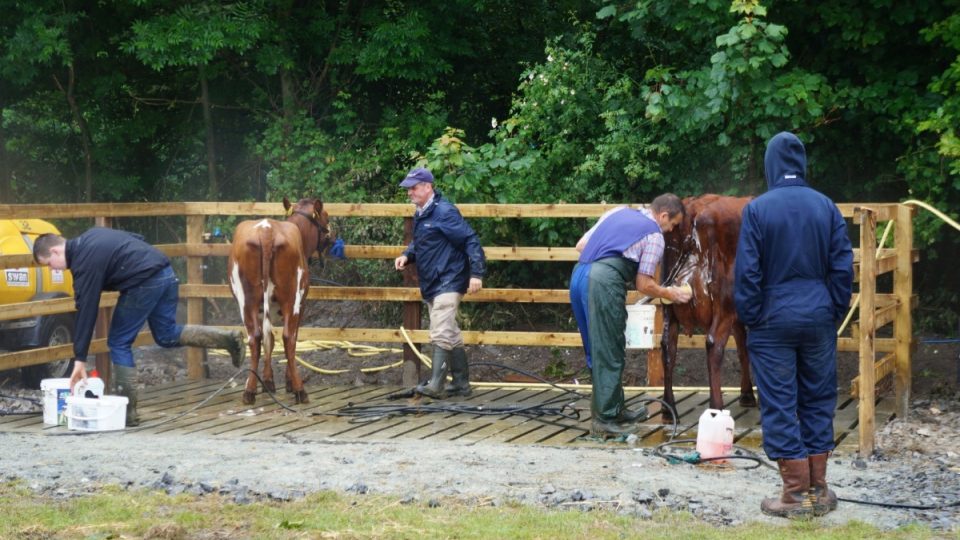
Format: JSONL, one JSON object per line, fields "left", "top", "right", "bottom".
{"left": 0, "top": 379, "right": 894, "bottom": 450}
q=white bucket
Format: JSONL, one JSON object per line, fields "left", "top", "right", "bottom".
{"left": 625, "top": 304, "right": 656, "bottom": 349}
{"left": 65, "top": 394, "right": 128, "bottom": 432}
{"left": 41, "top": 378, "right": 72, "bottom": 426}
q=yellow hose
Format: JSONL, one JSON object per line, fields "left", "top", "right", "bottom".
{"left": 903, "top": 199, "right": 960, "bottom": 232}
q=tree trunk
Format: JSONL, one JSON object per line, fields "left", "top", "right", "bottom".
{"left": 54, "top": 65, "right": 94, "bottom": 202}
{"left": 200, "top": 64, "right": 218, "bottom": 200}
{"left": 0, "top": 116, "right": 11, "bottom": 202}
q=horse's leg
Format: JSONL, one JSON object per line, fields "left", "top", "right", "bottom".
{"left": 238, "top": 290, "right": 262, "bottom": 405}
{"left": 733, "top": 321, "right": 757, "bottom": 407}
{"left": 706, "top": 317, "right": 733, "bottom": 410}
{"left": 282, "top": 313, "right": 308, "bottom": 404}
{"left": 261, "top": 315, "right": 276, "bottom": 394}
{"left": 242, "top": 312, "right": 261, "bottom": 405}
{"left": 660, "top": 307, "right": 679, "bottom": 424}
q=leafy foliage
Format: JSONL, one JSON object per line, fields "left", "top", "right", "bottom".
{"left": 1, "top": 0, "right": 959, "bottom": 331}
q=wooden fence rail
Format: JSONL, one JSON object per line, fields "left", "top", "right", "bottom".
{"left": 0, "top": 201, "right": 915, "bottom": 455}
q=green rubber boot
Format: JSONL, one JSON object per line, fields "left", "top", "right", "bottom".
{"left": 112, "top": 365, "right": 140, "bottom": 427}
{"left": 444, "top": 347, "right": 472, "bottom": 397}
{"left": 415, "top": 348, "right": 450, "bottom": 399}
{"left": 179, "top": 325, "right": 246, "bottom": 367}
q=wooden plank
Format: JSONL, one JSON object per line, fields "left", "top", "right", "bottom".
{"left": 426, "top": 388, "right": 546, "bottom": 441}
{"left": 849, "top": 352, "right": 896, "bottom": 397}
{"left": 858, "top": 208, "right": 877, "bottom": 456}
{"left": 853, "top": 249, "right": 918, "bottom": 281}
{"left": 426, "top": 388, "right": 565, "bottom": 443}
{"left": 0, "top": 292, "right": 120, "bottom": 320}
{"left": 447, "top": 388, "right": 563, "bottom": 444}
{"left": 0, "top": 331, "right": 154, "bottom": 370}
{"left": 211, "top": 385, "right": 369, "bottom": 437}
{"left": 179, "top": 284, "right": 655, "bottom": 305}
{"left": 168, "top": 244, "right": 583, "bottom": 262}
{"left": 894, "top": 204, "right": 914, "bottom": 419}
{"left": 347, "top": 387, "right": 507, "bottom": 441}
{"left": 0, "top": 201, "right": 880, "bottom": 220}
{"left": 850, "top": 204, "right": 898, "bottom": 223}
{"left": 230, "top": 387, "right": 396, "bottom": 439}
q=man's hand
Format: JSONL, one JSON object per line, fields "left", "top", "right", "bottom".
{"left": 467, "top": 277, "right": 483, "bottom": 294}
{"left": 394, "top": 255, "right": 408, "bottom": 271}
{"left": 669, "top": 284, "right": 693, "bottom": 304}
{"left": 68, "top": 360, "right": 88, "bottom": 391}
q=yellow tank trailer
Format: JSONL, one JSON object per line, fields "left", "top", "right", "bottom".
{"left": 0, "top": 219, "right": 75, "bottom": 387}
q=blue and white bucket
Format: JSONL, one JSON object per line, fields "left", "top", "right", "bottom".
{"left": 41, "top": 378, "right": 72, "bottom": 426}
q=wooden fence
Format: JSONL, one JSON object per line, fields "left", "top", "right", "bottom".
{"left": 0, "top": 201, "right": 916, "bottom": 454}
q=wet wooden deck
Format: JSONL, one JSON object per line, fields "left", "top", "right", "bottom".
{"left": 0, "top": 379, "right": 894, "bottom": 450}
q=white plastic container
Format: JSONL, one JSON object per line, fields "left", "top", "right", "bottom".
{"left": 65, "top": 379, "right": 127, "bottom": 432}
{"left": 75, "top": 376, "right": 105, "bottom": 399}
{"left": 695, "top": 408, "right": 734, "bottom": 462}
{"left": 625, "top": 304, "right": 656, "bottom": 349}
{"left": 41, "top": 378, "right": 72, "bottom": 426}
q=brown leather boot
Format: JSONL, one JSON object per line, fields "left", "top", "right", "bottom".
{"left": 761, "top": 458, "right": 814, "bottom": 518}
{"left": 809, "top": 452, "right": 838, "bottom": 515}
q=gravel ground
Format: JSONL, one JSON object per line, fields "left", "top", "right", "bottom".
{"left": 2, "top": 361, "right": 959, "bottom": 532}
{"left": 2, "top": 332, "right": 960, "bottom": 532}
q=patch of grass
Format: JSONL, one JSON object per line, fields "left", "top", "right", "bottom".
{"left": 0, "top": 481, "right": 945, "bottom": 540}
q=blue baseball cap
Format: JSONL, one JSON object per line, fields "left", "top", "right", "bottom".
{"left": 399, "top": 167, "right": 434, "bottom": 188}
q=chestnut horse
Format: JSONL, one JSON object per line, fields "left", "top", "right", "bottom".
{"left": 228, "top": 197, "right": 333, "bottom": 405}
{"left": 660, "top": 194, "right": 757, "bottom": 422}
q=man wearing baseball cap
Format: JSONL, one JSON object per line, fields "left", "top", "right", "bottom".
{"left": 395, "top": 167, "right": 486, "bottom": 398}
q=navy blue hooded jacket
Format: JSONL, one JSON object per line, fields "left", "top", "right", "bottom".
{"left": 734, "top": 132, "right": 853, "bottom": 328}
{"left": 66, "top": 227, "right": 172, "bottom": 361}
{"left": 402, "top": 190, "right": 486, "bottom": 302}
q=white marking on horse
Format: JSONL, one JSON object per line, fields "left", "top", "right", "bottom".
{"left": 263, "top": 278, "right": 275, "bottom": 326}
{"left": 255, "top": 219, "right": 271, "bottom": 229}
{"left": 294, "top": 266, "right": 305, "bottom": 315}
{"left": 229, "top": 263, "right": 245, "bottom": 323}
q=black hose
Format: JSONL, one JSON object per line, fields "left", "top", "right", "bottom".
{"left": 836, "top": 496, "right": 960, "bottom": 511}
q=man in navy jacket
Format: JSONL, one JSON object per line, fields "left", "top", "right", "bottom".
{"left": 34, "top": 228, "right": 245, "bottom": 425}
{"left": 734, "top": 132, "right": 853, "bottom": 518}
{"left": 394, "top": 168, "right": 486, "bottom": 398}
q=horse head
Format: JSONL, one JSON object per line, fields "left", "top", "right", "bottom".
{"left": 283, "top": 196, "right": 334, "bottom": 271}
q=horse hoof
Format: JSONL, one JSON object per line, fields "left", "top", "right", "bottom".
{"left": 242, "top": 391, "right": 256, "bottom": 405}
{"left": 295, "top": 391, "right": 309, "bottom": 404}
{"left": 285, "top": 381, "right": 293, "bottom": 393}
{"left": 740, "top": 394, "right": 758, "bottom": 408}
{"left": 263, "top": 380, "right": 276, "bottom": 393}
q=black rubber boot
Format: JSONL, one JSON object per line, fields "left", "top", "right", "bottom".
{"left": 179, "top": 325, "right": 246, "bottom": 367}
{"left": 112, "top": 365, "right": 140, "bottom": 427}
{"left": 444, "top": 347, "right": 472, "bottom": 397}
{"left": 415, "top": 348, "right": 450, "bottom": 399}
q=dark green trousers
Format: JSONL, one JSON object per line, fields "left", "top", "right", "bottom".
{"left": 570, "top": 257, "right": 637, "bottom": 420}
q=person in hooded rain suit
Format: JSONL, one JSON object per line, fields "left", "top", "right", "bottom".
{"left": 734, "top": 131, "right": 854, "bottom": 518}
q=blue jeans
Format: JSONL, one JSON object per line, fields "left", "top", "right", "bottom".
{"left": 107, "top": 266, "right": 183, "bottom": 367}
{"left": 747, "top": 323, "right": 838, "bottom": 459}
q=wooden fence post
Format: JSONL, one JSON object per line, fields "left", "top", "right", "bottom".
{"left": 93, "top": 216, "right": 112, "bottom": 384}
{"left": 894, "top": 204, "right": 914, "bottom": 419}
{"left": 401, "top": 216, "right": 422, "bottom": 386}
{"left": 858, "top": 208, "right": 877, "bottom": 456}
{"left": 185, "top": 215, "right": 206, "bottom": 379}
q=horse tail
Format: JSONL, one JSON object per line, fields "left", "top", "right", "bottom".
{"left": 257, "top": 224, "right": 276, "bottom": 317}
